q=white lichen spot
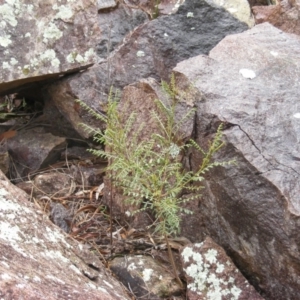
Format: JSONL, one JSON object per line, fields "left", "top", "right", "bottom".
{"left": 270, "top": 51, "right": 278, "bottom": 57}
{"left": 40, "top": 49, "right": 60, "bottom": 68}
{"left": 142, "top": 268, "right": 153, "bottom": 282}
{"left": 181, "top": 246, "right": 194, "bottom": 262}
{"left": 0, "top": 34, "right": 12, "bottom": 47}
{"left": 2, "top": 62, "right": 10, "bottom": 69}
{"left": 0, "top": 20, "right": 6, "bottom": 28}
{"left": 1, "top": 273, "right": 11, "bottom": 280}
{"left": 0, "top": 188, "right": 8, "bottom": 196}
{"left": 84, "top": 48, "right": 94, "bottom": 60}
{"left": 194, "top": 243, "right": 203, "bottom": 248}
{"left": 43, "top": 22, "right": 63, "bottom": 43}
{"left": 66, "top": 52, "right": 76, "bottom": 63}
{"left": 25, "top": 32, "right": 31, "bottom": 38}
{"left": 10, "top": 57, "right": 18, "bottom": 65}
{"left": 204, "top": 249, "right": 218, "bottom": 264}
{"left": 136, "top": 50, "right": 145, "bottom": 57}
{"left": 54, "top": 5, "right": 73, "bottom": 20}
{"left": 293, "top": 113, "right": 300, "bottom": 118}
{"left": 0, "top": 3, "right": 18, "bottom": 27}
{"left": 0, "top": 222, "right": 21, "bottom": 242}
{"left": 125, "top": 211, "right": 131, "bottom": 217}
{"left": 75, "top": 54, "right": 84, "bottom": 63}
{"left": 187, "top": 12, "right": 194, "bottom": 18}
{"left": 239, "top": 68, "right": 256, "bottom": 79}
{"left": 231, "top": 286, "right": 242, "bottom": 298}
{"left": 216, "top": 262, "right": 224, "bottom": 273}
{"left": 26, "top": 4, "right": 34, "bottom": 13}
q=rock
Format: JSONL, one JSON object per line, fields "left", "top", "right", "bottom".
{"left": 174, "top": 23, "right": 300, "bottom": 299}
{"left": 44, "top": 0, "right": 250, "bottom": 138}
{"left": 109, "top": 255, "right": 182, "bottom": 299}
{"left": 181, "top": 237, "right": 263, "bottom": 300}
{"left": 0, "top": 170, "right": 130, "bottom": 299}
{"left": 253, "top": 0, "right": 300, "bottom": 35}
{"left": 50, "top": 202, "right": 72, "bottom": 233}
{"left": 158, "top": 0, "right": 185, "bottom": 15}
{"left": 7, "top": 127, "right": 66, "bottom": 181}
{"left": 97, "top": 3, "right": 148, "bottom": 59}
{"left": 0, "top": 141, "right": 9, "bottom": 175}
{"left": 33, "top": 172, "right": 75, "bottom": 198}
{"left": 247, "top": 0, "right": 270, "bottom": 6}
{"left": 97, "top": 0, "right": 117, "bottom": 11}
{"left": 0, "top": 0, "right": 99, "bottom": 94}
{"left": 209, "top": 0, "right": 254, "bottom": 27}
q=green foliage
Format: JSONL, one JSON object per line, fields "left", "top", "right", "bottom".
{"left": 77, "top": 78, "right": 234, "bottom": 237}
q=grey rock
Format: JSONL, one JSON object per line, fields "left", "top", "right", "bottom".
{"left": 0, "top": 0, "right": 99, "bottom": 94}
{"left": 181, "top": 237, "right": 263, "bottom": 300}
{"left": 174, "top": 23, "right": 300, "bottom": 299}
{"left": 110, "top": 255, "right": 182, "bottom": 299}
{"left": 0, "top": 169, "right": 130, "bottom": 299}
{"left": 7, "top": 127, "right": 66, "bottom": 181}
{"left": 97, "top": 3, "right": 148, "bottom": 59}
{"left": 45, "top": 0, "right": 250, "bottom": 138}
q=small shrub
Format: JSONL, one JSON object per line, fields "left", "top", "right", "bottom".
{"left": 77, "top": 77, "right": 234, "bottom": 286}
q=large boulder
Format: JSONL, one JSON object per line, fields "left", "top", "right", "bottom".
{"left": 0, "top": 0, "right": 99, "bottom": 94}
{"left": 43, "top": 0, "right": 251, "bottom": 138}
{"left": 0, "top": 170, "right": 130, "bottom": 299}
{"left": 174, "top": 23, "right": 300, "bottom": 299}
{"left": 253, "top": 0, "right": 300, "bottom": 35}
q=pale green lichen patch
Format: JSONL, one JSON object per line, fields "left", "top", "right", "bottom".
{"left": 53, "top": 4, "right": 73, "bottom": 20}
{"left": 67, "top": 48, "right": 95, "bottom": 64}
{"left": 0, "top": 34, "right": 12, "bottom": 47}
{"left": 0, "top": 2, "right": 18, "bottom": 27}
{"left": 182, "top": 246, "right": 242, "bottom": 300}
{"left": 43, "top": 22, "right": 63, "bottom": 43}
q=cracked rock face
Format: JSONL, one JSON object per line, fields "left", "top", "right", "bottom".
{"left": 0, "top": 170, "right": 129, "bottom": 299}
{"left": 0, "top": 0, "right": 99, "bottom": 94}
{"left": 174, "top": 23, "right": 300, "bottom": 299}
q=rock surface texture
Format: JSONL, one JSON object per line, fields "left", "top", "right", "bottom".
{"left": 174, "top": 23, "right": 300, "bottom": 299}
{"left": 44, "top": 0, "right": 250, "bottom": 138}
{"left": 0, "top": 0, "right": 99, "bottom": 94}
{"left": 181, "top": 237, "right": 263, "bottom": 300}
{"left": 253, "top": 0, "right": 300, "bottom": 35}
{"left": 110, "top": 255, "right": 182, "bottom": 299}
{"left": 0, "top": 170, "right": 130, "bottom": 299}
{"left": 7, "top": 127, "right": 66, "bottom": 181}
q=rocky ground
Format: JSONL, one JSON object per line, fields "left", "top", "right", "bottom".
{"left": 1, "top": 0, "right": 300, "bottom": 299}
